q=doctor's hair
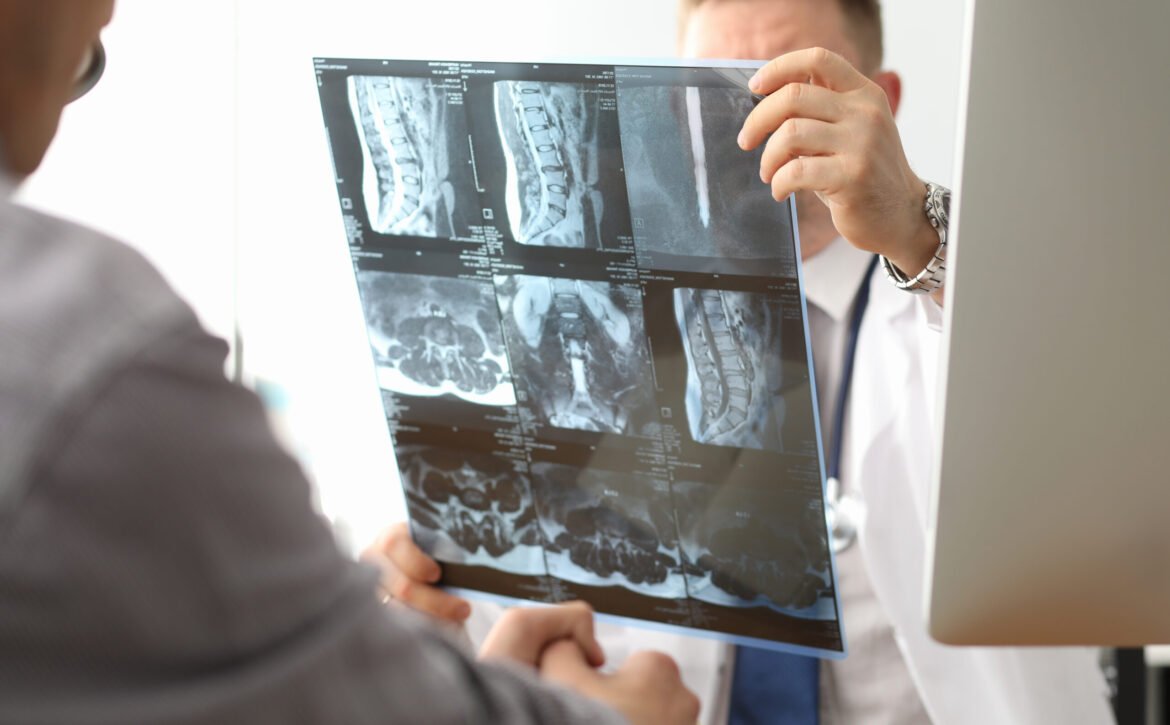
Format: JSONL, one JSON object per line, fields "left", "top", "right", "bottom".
{"left": 676, "top": 0, "right": 884, "bottom": 74}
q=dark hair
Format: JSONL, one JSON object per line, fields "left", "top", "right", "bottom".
{"left": 678, "top": 0, "right": 884, "bottom": 73}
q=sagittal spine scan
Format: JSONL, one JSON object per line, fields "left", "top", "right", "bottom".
{"left": 358, "top": 271, "right": 514, "bottom": 405}
{"left": 533, "top": 463, "right": 686, "bottom": 597}
{"left": 400, "top": 445, "right": 547, "bottom": 575}
{"left": 349, "top": 75, "right": 460, "bottom": 238}
{"left": 675, "top": 481, "right": 834, "bottom": 618}
{"left": 494, "top": 81, "right": 604, "bottom": 248}
{"left": 618, "top": 85, "right": 795, "bottom": 272}
{"left": 495, "top": 274, "right": 659, "bottom": 435}
{"left": 675, "top": 288, "right": 787, "bottom": 451}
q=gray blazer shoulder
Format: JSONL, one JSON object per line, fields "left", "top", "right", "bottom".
{"left": 0, "top": 197, "right": 197, "bottom": 517}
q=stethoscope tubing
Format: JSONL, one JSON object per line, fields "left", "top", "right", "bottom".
{"left": 825, "top": 254, "right": 879, "bottom": 553}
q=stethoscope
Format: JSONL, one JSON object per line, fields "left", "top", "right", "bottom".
{"left": 825, "top": 254, "right": 879, "bottom": 553}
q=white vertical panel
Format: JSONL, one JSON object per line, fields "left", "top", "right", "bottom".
{"left": 928, "top": 0, "right": 1170, "bottom": 644}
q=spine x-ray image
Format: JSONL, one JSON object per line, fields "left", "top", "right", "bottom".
{"left": 400, "top": 445, "right": 547, "bottom": 576}
{"left": 495, "top": 274, "right": 658, "bottom": 436}
{"left": 532, "top": 462, "right": 687, "bottom": 598}
{"left": 618, "top": 85, "right": 795, "bottom": 275}
{"left": 357, "top": 270, "right": 514, "bottom": 405}
{"left": 675, "top": 481, "right": 834, "bottom": 618}
{"left": 494, "top": 81, "right": 612, "bottom": 248}
{"left": 674, "top": 287, "right": 787, "bottom": 452}
{"left": 349, "top": 75, "right": 478, "bottom": 239}
{"left": 318, "top": 58, "right": 842, "bottom": 657}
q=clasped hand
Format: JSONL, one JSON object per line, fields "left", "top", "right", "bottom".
{"left": 363, "top": 523, "right": 700, "bottom": 725}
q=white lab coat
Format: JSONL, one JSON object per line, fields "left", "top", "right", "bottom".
{"left": 845, "top": 262, "right": 1114, "bottom": 724}
{"left": 462, "top": 255, "right": 1114, "bottom": 725}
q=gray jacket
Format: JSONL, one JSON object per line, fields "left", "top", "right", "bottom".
{"left": 0, "top": 187, "right": 623, "bottom": 724}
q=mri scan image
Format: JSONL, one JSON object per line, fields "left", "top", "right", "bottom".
{"left": 349, "top": 75, "right": 477, "bottom": 239}
{"left": 400, "top": 445, "right": 547, "bottom": 575}
{"left": 318, "top": 58, "right": 844, "bottom": 655}
{"left": 674, "top": 287, "right": 787, "bottom": 451}
{"left": 494, "top": 274, "right": 659, "bottom": 436}
{"left": 532, "top": 462, "right": 686, "bottom": 597}
{"left": 675, "top": 481, "right": 834, "bottom": 618}
{"left": 357, "top": 271, "right": 514, "bottom": 405}
{"left": 618, "top": 85, "right": 795, "bottom": 272}
{"left": 494, "top": 81, "right": 620, "bottom": 248}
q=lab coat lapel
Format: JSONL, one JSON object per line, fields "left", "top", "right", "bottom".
{"left": 847, "top": 271, "right": 916, "bottom": 498}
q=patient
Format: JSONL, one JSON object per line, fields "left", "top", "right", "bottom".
{"left": 0, "top": 2, "right": 698, "bottom": 723}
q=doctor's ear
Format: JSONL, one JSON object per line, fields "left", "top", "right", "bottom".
{"left": 870, "top": 70, "right": 902, "bottom": 117}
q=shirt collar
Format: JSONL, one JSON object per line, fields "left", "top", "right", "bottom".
{"left": 801, "top": 237, "right": 876, "bottom": 322}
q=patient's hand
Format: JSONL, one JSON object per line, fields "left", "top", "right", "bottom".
{"left": 478, "top": 600, "right": 605, "bottom": 669}
{"left": 361, "top": 522, "right": 471, "bottom": 622}
{"left": 541, "top": 637, "right": 701, "bottom": 725}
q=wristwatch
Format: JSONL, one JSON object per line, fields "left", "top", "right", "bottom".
{"left": 880, "top": 181, "right": 951, "bottom": 294}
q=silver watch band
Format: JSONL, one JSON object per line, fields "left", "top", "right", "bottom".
{"left": 880, "top": 181, "right": 950, "bottom": 294}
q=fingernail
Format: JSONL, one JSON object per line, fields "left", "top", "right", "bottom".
{"left": 456, "top": 602, "right": 471, "bottom": 620}
{"left": 749, "top": 73, "right": 761, "bottom": 91}
{"left": 737, "top": 129, "right": 747, "bottom": 149}
{"left": 427, "top": 567, "right": 441, "bottom": 583}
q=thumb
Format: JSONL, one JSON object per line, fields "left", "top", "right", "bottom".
{"left": 479, "top": 602, "right": 604, "bottom": 668}
{"left": 540, "top": 638, "right": 604, "bottom": 692}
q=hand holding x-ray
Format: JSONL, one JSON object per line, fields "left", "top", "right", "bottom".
{"left": 362, "top": 522, "right": 471, "bottom": 622}
{"left": 738, "top": 47, "right": 935, "bottom": 275}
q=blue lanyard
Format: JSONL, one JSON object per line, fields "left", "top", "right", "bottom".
{"left": 826, "top": 254, "right": 879, "bottom": 483}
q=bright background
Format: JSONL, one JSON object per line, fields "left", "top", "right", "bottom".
{"left": 15, "top": 0, "right": 966, "bottom": 552}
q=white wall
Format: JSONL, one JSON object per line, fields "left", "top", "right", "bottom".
{"left": 883, "top": 0, "right": 966, "bottom": 187}
{"left": 17, "top": 0, "right": 239, "bottom": 345}
{"left": 14, "top": 0, "right": 965, "bottom": 554}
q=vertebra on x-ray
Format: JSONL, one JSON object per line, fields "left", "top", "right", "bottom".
{"left": 400, "top": 445, "right": 547, "bottom": 575}
{"left": 358, "top": 271, "right": 514, "bottom": 405}
{"left": 494, "top": 81, "right": 611, "bottom": 248}
{"left": 675, "top": 287, "right": 788, "bottom": 451}
{"left": 495, "top": 274, "right": 658, "bottom": 435}
{"left": 349, "top": 75, "right": 475, "bottom": 239}
{"left": 532, "top": 462, "right": 686, "bottom": 597}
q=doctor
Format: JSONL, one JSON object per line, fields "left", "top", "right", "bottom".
{"left": 367, "top": 0, "right": 1115, "bottom": 722}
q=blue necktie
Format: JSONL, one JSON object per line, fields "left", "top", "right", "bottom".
{"left": 729, "top": 646, "right": 819, "bottom": 725}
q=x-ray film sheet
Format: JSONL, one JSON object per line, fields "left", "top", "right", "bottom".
{"left": 315, "top": 57, "right": 844, "bottom": 658}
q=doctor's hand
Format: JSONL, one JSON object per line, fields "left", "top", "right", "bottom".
{"left": 738, "top": 47, "right": 939, "bottom": 278}
{"left": 361, "top": 522, "right": 471, "bottom": 622}
{"left": 541, "top": 638, "right": 701, "bottom": 725}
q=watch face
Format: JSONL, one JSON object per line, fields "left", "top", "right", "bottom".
{"left": 925, "top": 182, "right": 951, "bottom": 228}
{"left": 881, "top": 182, "right": 949, "bottom": 294}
